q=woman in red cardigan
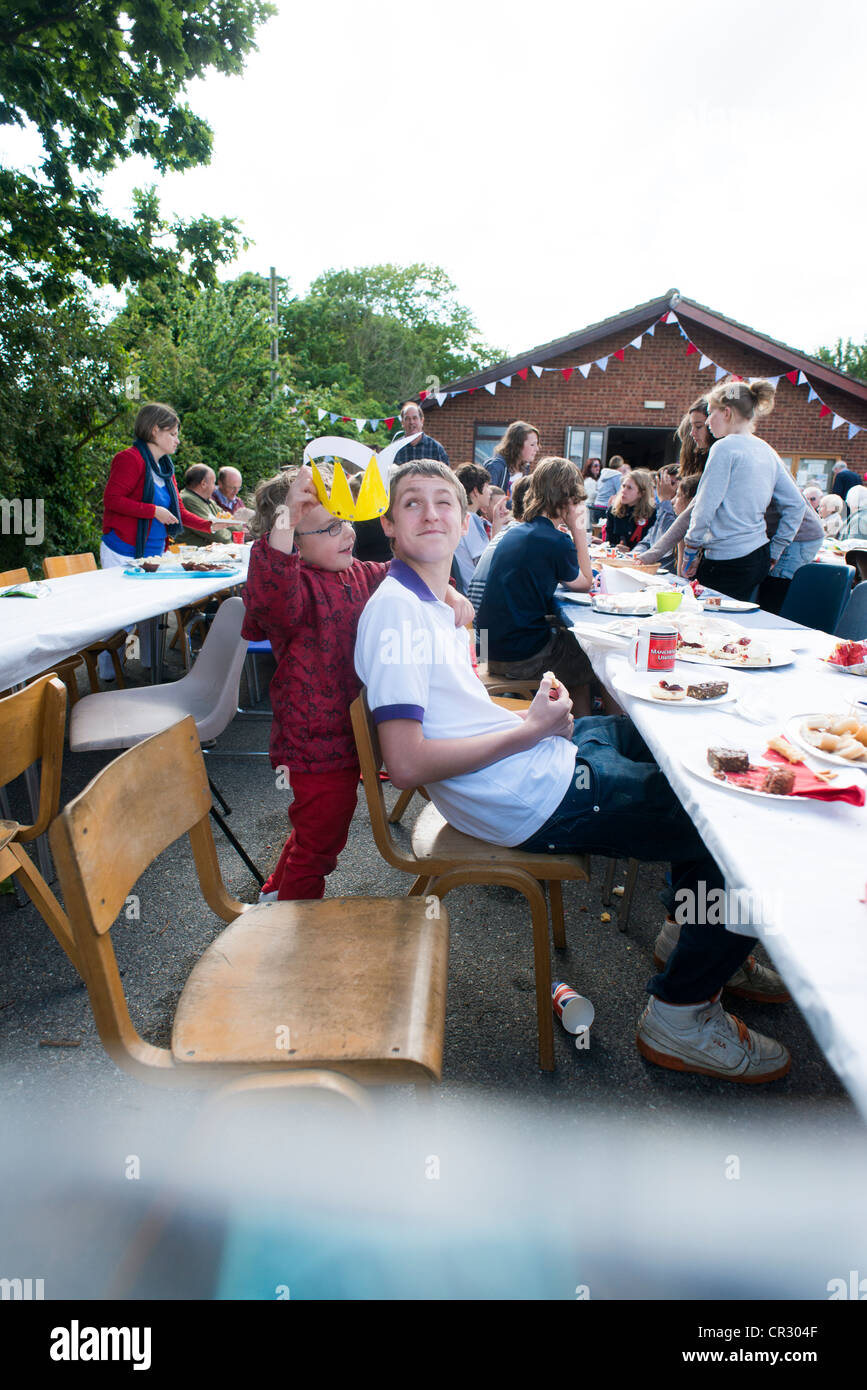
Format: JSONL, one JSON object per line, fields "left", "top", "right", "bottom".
{"left": 99, "top": 402, "right": 218, "bottom": 674}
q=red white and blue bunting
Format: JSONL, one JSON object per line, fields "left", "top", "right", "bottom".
{"left": 282, "top": 310, "right": 864, "bottom": 439}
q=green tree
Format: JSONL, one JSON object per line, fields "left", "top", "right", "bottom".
{"left": 282, "top": 263, "right": 503, "bottom": 421}
{"left": 815, "top": 338, "right": 867, "bottom": 383}
{"left": 0, "top": 0, "right": 275, "bottom": 299}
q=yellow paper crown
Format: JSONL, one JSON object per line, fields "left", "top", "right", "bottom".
{"left": 302, "top": 432, "right": 420, "bottom": 522}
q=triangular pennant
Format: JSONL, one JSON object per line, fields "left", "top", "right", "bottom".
{"left": 419, "top": 390, "right": 428, "bottom": 401}
{"left": 819, "top": 404, "right": 831, "bottom": 418}
{"left": 630, "top": 336, "right": 643, "bottom": 350}
{"left": 500, "top": 376, "right": 512, "bottom": 388}
{"left": 659, "top": 312, "right": 672, "bottom": 324}
{"left": 831, "top": 414, "right": 845, "bottom": 430}
{"left": 355, "top": 418, "right": 366, "bottom": 433}
{"left": 516, "top": 367, "right": 529, "bottom": 380}
{"left": 807, "top": 387, "right": 818, "bottom": 403}
{"left": 317, "top": 408, "right": 327, "bottom": 420}
{"left": 786, "top": 371, "right": 798, "bottom": 385}
{"left": 369, "top": 419, "right": 380, "bottom": 431}
{"left": 613, "top": 349, "right": 624, "bottom": 362}
{"left": 766, "top": 376, "right": 780, "bottom": 388}
{"left": 797, "top": 371, "right": 808, "bottom": 386}
{"left": 435, "top": 393, "right": 447, "bottom": 407}
{"left": 698, "top": 355, "right": 712, "bottom": 370}
{"left": 730, "top": 375, "right": 743, "bottom": 382}
{"left": 531, "top": 365, "right": 543, "bottom": 378}
{"left": 714, "top": 365, "right": 726, "bottom": 382}
{"left": 484, "top": 382, "right": 497, "bottom": 395}
{"left": 645, "top": 323, "right": 655, "bottom": 336}
{"left": 384, "top": 417, "right": 395, "bottom": 431}
{"left": 341, "top": 416, "right": 351, "bottom": 423}
{"left": 329, "top": 413, "right": 339, "bottom": 423}
{"left": 685, "top": 342, "right": 698, "bottom": 356}
{"left": 848, "top": 424, "right": 862, "bottom": 439}
{"left": 596, "top": 356, "right": 608, "bottom": 372}
{"left": 561, "top": 367, "right": 574, "bottom": 382}
{"left": 578, "top": 363, "right": 592, "bottom": 378}
{"left": 468, "top": 387, "right": 477, "bottom": 394}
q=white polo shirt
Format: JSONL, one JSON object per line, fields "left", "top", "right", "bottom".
{"left": 354, "top": 560, "right": 576, "bottom": 846}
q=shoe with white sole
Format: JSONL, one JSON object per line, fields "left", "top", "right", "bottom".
{"left": 653, "top": 918, "right": 790, "bottom": 1004}
{"left": 636, "top": 994, "right": 791, "bottom": 1084}
{"left": 258, "top": 889, "right": 279, "bottom": 903}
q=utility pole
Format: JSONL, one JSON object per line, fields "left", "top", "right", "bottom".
{"left": 269, "top": 265, "right": 279, "bottom": 403}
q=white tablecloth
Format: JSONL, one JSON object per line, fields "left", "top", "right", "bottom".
{"left": 0, "top": 556, "right": 249, "bottom": 690}
{"left": 556, "top": 592, "right": 867, "bottom": 1117}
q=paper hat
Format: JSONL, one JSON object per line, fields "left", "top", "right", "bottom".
{"left": 302, "top": 433, "right": 420, "bottom": 522}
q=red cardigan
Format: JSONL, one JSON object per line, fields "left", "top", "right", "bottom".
{"left": 241, "top": 538, "right": 389, "bottom": 773}
{"left": 102, "top": 446, "right": 211, "bottom": 548}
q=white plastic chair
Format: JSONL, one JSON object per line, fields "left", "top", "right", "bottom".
{"left": 69, "top": 598, "right": 262, "bottom": 883}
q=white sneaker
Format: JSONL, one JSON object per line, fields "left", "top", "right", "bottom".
{"left": 653, "top": 918, "right": 790, "bottom": 1004}
{"left": 636, "top": 994, "right": 791, "bottom": 1084}
{"left": 258, "top": 889, "right": 279, "bottom": 903}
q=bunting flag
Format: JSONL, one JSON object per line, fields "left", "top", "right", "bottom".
{"left": 279, "top": 305, "right": 865, "bottom": 441}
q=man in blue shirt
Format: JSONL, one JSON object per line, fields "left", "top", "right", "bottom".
{"left": 393, "top": 401, "right": 450, "bottom": 467}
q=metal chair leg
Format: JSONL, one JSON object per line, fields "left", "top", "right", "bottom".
{"left": 601, "top": 857, "right": 616, "bottom": 906}
{"left": 208, "top": 806, "right": 264, "bottom": 886}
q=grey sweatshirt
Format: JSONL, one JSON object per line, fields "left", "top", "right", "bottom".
{"left": 684, "top": 434, "right": 805, "bottom": 561}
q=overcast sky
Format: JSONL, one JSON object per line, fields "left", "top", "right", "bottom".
{"left": 5, "top": 0, "right": 867, "bottom": 362}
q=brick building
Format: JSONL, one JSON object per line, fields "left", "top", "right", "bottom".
{"left": 418, "top": 290, "right": 867, "bottom": 491}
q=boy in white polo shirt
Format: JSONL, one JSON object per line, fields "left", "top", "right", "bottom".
{"left": 355, "top": 460, "right": 792, "bottom": 1085}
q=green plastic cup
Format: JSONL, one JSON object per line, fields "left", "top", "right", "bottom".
{"left": 656, "top": 590, "right": 683, "bottom": 613}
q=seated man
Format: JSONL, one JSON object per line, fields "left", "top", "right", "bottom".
{"left": 213, "top": 466, "right": 254, "bottom": 524}
{"left": 355, "top": 459, "right": 791, "bottom": 1085}
{"left": 179, "top": 465, "right": 233, "bottom": 546}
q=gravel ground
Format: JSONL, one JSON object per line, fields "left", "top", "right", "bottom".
{"left": 1, "top": 634, "right": 859, "bottom": 1139}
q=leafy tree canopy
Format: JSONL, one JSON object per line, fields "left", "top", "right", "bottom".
{"left": 815, "top": 337, "right": 867, "bottom": 383}
{"left": 282, "top": 263, "right": 503, "bottom": 414}
{"left": 0, "top": 0, "right": 274, "bottom": 299}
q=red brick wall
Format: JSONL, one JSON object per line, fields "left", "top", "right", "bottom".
{"left": 420, "top": 316, "right": 867, "bottom": 477}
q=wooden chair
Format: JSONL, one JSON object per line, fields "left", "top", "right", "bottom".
{"left": 351, "top": 692, "right": 591, "bottom": 1070}
{"left": 0, "top": 676, "right": 81, "bottom": 973}
{"left": 0, "top": 569, "right": 85, "bottom": 705}
{"left": 49, "top": 716, "right": 449, "bottom": 1090}
{"left": 42, "top": 553, "right": 127, "bottom": 690}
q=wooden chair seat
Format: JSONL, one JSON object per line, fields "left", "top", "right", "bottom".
{"left": 411, "top": 802, "right": 590, "bottom": 883}
{"left": 172, "top": 897, "right": 448, "bottom": 1084}
{"left": 50, "top": 716, "right": 449, "bottom": 1095}
{"left": 476, "top": 666, "right": 540, "bottom": 701}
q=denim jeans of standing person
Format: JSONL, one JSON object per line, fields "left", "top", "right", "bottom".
{"left": 697, "top": 542, "right": 771, "bottom": 602}
{"left": 771, "top": 537, "right": 823, "bottom": 580}
{"left": 517, "top": 716, "right": 755, "bottom": 1003}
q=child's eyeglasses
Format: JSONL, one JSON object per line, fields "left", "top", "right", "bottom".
{"left": 295, "top": 519, "right": 354, "bottom": 538}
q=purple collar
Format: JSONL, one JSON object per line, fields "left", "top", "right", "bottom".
{"left": 388, "top": 558, "right": 439, "bottom": 602}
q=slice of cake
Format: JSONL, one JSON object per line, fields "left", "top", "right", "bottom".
{"left": 686, "top": 681, "right": 729, "bottom": 700}
{"left": 707, "top": 748, "right": 750, "bottom": 773}
{"left": 760, "top": 766, "right": 795, "bottom": 795}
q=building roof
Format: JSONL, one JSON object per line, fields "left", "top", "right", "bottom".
{"left": 429, "top": 289, "right": 867, "bottom": 405}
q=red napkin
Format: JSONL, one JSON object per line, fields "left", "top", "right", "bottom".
{"left": 724, "top": 750, "right": 865, "bottom": 806}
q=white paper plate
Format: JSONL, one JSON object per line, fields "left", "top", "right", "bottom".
{"left": 567, "top": 620, "right": 632, "bottom": 650}
{"left": 820, "top": 659, "right": 867, "bottom": 678}
{"left": 701, "top": 597, "right": 759, "bottom": 613}
{"left": 680, "top": 746, "right": 863, "bottom": 800}
{"left": 612, "top": 669, "right": 738, "bottom": 707}
{"left": 557, "top": 590, "right": 592, "bottom": 605}
{"left": 675, "top": 646, "right": 795, "bottom": 669}
{"left": 785, "top": 713, "right": 867, "bottom": 771}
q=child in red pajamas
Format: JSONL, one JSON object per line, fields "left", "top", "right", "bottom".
{"left": 242, "top": 464, "right": 471, "bottom": 900}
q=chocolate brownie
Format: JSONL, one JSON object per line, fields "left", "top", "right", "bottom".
{"left": 707, "top": 748, "right": 750, "bottom": 773}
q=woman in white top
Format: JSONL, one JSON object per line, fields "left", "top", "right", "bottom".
{"left": 682, "top": 378, "right": 805, "bottom": 602}
{"left": 819, "top": 493, "right": 845, "bottom": 538}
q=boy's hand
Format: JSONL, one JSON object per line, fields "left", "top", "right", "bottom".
{"left": 491, "top": 496, "right": 509, "bottom": 534}
{"left": 525, "top": 675, "right": 574, "bottom": 741}
{"left": 288, "top": 466, "right": 322, "bottom": 525}
{"left": 442, "top": 588, "right": 474, "bottom": 627}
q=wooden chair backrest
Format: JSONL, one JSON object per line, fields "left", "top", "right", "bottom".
{"left": 0, "top": 675, "right": 66, "bottom": 840}
{"left": 350, "top": 693, "right": 417, "bottom": 875}
{"left": 0, "top": 567, "right": 30, "bottom": 586}
{"left": 50, "top": 716, "right": 216, "bottom": 936}
{"left": 43, "top": 553, "right": 97, "bottom": 579}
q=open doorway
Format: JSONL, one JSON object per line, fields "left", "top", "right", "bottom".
{"left": 607, "top": 426, "right": 679, "bottom": 472}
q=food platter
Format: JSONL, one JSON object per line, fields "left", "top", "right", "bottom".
{"left": 701, "top": 597, "right": 759, "bottom": 613}
{"left": 784, "top": 712, "right": 867, "bottom": 770}
{"left": 123, "top": 567, "right": 241, "bottom": 579}
{"left": 680, "top": 746, "right": 863, "bottom": 801}
{"left": 674, "top": 644, "right": 795, "bottom": 670}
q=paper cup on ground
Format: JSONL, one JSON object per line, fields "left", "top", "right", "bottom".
{"left": 656, "top": 590, "right": 683, "bottom": 613}
{"left": 552, "top": 982, "right": 595, "bottom": 1037}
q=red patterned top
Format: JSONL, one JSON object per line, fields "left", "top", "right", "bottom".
{"left": 241, "top": 538, "right": 389, "bottom": 773}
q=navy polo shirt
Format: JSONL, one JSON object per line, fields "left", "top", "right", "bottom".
{"left": 477, "top": 516, "right": 580, "bottom": 662}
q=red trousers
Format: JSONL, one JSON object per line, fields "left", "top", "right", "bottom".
{"left": 263, "top": 766, "right": 359, "bottom": 900}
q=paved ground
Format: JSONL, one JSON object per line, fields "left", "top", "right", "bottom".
{"left": 0, "top": 633, "right": 860, "bottom": 1140}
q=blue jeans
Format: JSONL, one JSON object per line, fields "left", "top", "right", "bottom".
{"left": 773, "top": 537, "right": 822, "bottom": 580}
{"left": 518, "top": 717, "right": 755, "bottom": 1003}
